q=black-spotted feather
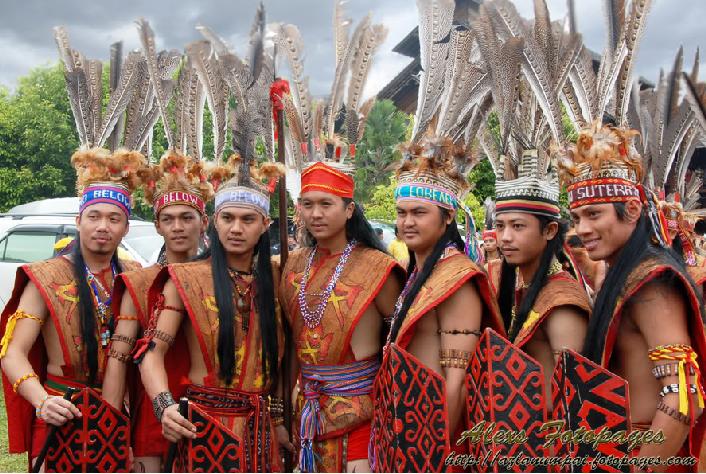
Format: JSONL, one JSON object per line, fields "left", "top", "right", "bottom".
{"left": 136, "top": 18, "right": 175, "bottom": 149}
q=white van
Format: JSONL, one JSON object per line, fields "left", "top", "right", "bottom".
{"left": 0, "top": 198, "right": 163, "bottom": 311}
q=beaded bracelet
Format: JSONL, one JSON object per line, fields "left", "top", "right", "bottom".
{"left": 153, "top": 391, "right": 177, "bottom": 421}
{"left": 153, "top": 330, "right": 175, "bottom": 346}
{"left": 35, "top": 395, "right": 49, "bottom": 418}
{"left": 439, "top": 349, "right": 472, "bottom": 369}
{"left": 111, "top": 333, "right": 137, "bottom": 347}
{"left": 659, "top": 383, "right": 698, "bottom": 397}
{"left": 108, "top": 347, "right": 132, "bottom": 364}
{"left": 652, "top": 362, "right": 695, "bottom": 379}
{"left": 12, "top": 372, "right": 38, "bottom": 393}
{"left": 437, "top": 329, "right": 481, "bottom": 336}
{"left": 116, "top": 315, "right": 139, "bottom": 322}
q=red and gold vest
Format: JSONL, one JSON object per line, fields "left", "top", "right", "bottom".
{"left": 156, "top": 258, "right": 285, "bottom": 471}
{"left": 0, "top": 255, "right": 139, "bottom": 455}
{"left": 602, "top": 258, "right": 706, "bottom": 469}
{"left": 280, "top": 246, "right": 401, "bottom": 438}
{"left": 486, "top": 259, "right": 591, "bottom": 348}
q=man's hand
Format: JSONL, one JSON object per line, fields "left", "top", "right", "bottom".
{"left": 40, "top": 396, "right": 81, "bottom": 426}
{"left": 275, "top": 425, "right": 295, "bottom": 452}
{"left": 161, "top": 403, "right": 197, "bottom": 442}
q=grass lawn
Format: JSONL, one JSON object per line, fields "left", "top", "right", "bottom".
{"left": 0, "top": 389, "right": 25, "bottom": 472}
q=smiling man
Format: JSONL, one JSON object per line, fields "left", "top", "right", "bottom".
{"left": 562, "top": 122, "right": 706, "bottom": 468}
{"left": 0, "top": 148, "right": 144, "bottom": 471}
{"left": 487, "top": 151, "right": 590, "bottom": 405}
{"left": 102, "top": 150, "right": 211, "bottom": 472}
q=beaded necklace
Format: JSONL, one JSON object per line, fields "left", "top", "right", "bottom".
{"left": 84, "top": 262, "right": 117, "bottom": 347}
{"left": 298, "top": 240, "right": 357, "bottom": 329}
{"left": 508, "top": 258, "right": 563, "bottom": 338}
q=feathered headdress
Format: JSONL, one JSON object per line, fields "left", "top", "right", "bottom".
{"left": 274, "top": 1, "right": 388, "bottom": 198}
{"left": 55, "top": 27, "right": 147, "bottom": 216}
{"left": 394, "top": 0, "right": 491, "bottom": 260}
{"left": 474, "top": 0, "right": 582, "bottom": 220}
{"left": 197, "top": 5, "right": 284, "bottom": 217}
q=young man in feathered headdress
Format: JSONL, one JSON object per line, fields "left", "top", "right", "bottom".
{"left": 103, "top": 150, "right": 212, "bottom": 472}
{"left": 368, "top": 133, "right": 504, "bottom": 472}
{"left": 562, "top": 122, "right": 706, "bottom": 468}
{"left": 488, "top": 151, "right": 590, "bottom": 404}
{"left": 0, "top": 147, "right": 144, "bottom": 471}
{"left": 274, "top": 6, "right": 404, "bottom": 472}
{"left": 136, "top": 152, "right": 287, "bottom": 472}
{"left": 0, "top": 27, "right": 149, "bottom": 472}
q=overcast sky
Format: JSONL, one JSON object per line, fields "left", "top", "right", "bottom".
{"left": 0, "top": 0, "right": 703, "bottom": 99}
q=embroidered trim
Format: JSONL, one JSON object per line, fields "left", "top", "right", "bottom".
{"left": 12, "top": 372, "right": 38, "bottom": 393}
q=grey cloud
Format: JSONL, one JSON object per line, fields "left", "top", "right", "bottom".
{"left": 1, "top": 0, "right": 704, "bottom": 96}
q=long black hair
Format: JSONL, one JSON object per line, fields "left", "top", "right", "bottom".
{"left": 303, "top": 197, "right": 387, "bottom": 253}
{"left": 72, "top": 235, "right": 123, "bottom": 385}
{"left": 200, "top": 224, "right": 279, "bottom": 387}
{"left": 582, "top": 203, "right": 703, "bottom": 363}
{"left": 388, "top": 208, "right": 464, "bottom": 343}
{"left": 497, "top": 216, "right": 567, "bottom": 341}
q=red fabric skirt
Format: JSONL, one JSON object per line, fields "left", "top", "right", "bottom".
{"left": 347, "top": 422, "right": 371, "bottom": 462}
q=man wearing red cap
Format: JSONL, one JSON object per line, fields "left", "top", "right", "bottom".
{"left": 482, "top": 229, "right": 500, "bottom": 262}
{"left": 102, "top": 151, "right": 211, "bottom": 472}
{"left": 280, "top": 160, "right": 403, "bottom": 472}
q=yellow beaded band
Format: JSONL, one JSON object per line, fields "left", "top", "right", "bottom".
{"left": 0, "top": 310, "right": 44, "bottom": 359}
{"left": 116, "top": 314, "right": 139, "bottom": 322}
{"left": 12, "top": 372, "right": 38, "bottom": 393}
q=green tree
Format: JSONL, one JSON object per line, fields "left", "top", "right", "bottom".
{"left": 0, "top": 64, "right": 79, "bottom": 210}
{"left": 353, "top": 99, "right": 410, "bottom": 204}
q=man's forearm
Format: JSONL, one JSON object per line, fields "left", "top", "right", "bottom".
{"left": 637, "top": 407, "right": 691, "bottom": 464}
{"left": 139, "top": 350, "right": 171, "bottom": 400}
{"left": 1, "top": 352, "right": 48, "bottom": 407}
{"left": 102, "top": 359, "right": 128, "bottom": 409}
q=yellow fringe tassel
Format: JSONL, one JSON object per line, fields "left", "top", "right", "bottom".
{"left": 649, "top": 344, "right": 705, "bottom": 416}
{"left": 0, "top": 310, "right": 44, "bottom": 359}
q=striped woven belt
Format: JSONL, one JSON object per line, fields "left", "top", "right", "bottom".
{"left": 298, "top": 357, "right": 380, "bottom": 472}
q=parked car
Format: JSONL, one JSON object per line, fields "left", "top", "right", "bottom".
{"left": 0, "top": 198, "right": 163, "bottom": 311}
{"left": 368, "top": 219, "right": 396, "bottom": 248}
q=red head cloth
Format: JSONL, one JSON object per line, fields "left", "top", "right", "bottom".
{"left": 482, "top": 229, "right": 497, "bottom": 240}
{"left": 301, "top": 161, "right": 354, "bottom": 199}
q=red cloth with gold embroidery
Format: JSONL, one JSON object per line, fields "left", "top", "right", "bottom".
{"left": 0, "top": 256, "right": 139, "bottom": 468}
{"left": 300, "top": 162, "right": 355, "bottom": 198}
{"left": 280, "top": 245, "right": 402, "bottom": 472}
{"left": 146, "top": 258, "right": 285, "bottom": 472}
